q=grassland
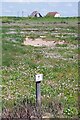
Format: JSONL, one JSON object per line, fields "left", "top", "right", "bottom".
{"left": 1, "top": 16, "right": 79, "bottom": 118}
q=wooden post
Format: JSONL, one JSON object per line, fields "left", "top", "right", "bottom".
{"left": 35, "top": 74, "right": 43, "bottom": 106}
{"left": 35, "top": 74, "right": 43, "bottom": 119}
{"left": 36, "top": 81, "right": 41, "bottom": 106}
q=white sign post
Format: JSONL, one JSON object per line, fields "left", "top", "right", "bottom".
{"left": 35, "top": 74, "right": 43, "bottom": 82}
{"left": 35, "top": 74, "right": 43, "bottom": 106}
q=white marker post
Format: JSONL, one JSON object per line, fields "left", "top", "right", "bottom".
{"left": 35, "top": 74, "right": 43, "bottom": 106}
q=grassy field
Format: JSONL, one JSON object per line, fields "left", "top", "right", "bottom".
{"left": 1, "top": 16, "right": 79, "bottom": 118}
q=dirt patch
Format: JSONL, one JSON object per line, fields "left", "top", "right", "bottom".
{"left": 23, "top": 37, "right": 66, "bottom": 47}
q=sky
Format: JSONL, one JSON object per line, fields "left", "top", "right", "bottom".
{"left": 1, "top": 0, "right": 80, "bottom": 2}
{"left": 0, "top": 2, "right": 79, "bottom": 17}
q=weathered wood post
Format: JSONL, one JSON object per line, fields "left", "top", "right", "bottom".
{"left": 35, "top": 74, "right": 43, "bottom": 106}
{"left": 35, "top": 74, "right": 43, "bottom": 119}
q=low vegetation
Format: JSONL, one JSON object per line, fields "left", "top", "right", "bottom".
{"left": 1, "top": 16, "right": 79, "bottom": 119}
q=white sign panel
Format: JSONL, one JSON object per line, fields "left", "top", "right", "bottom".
{"left": 35, "top": 74, "right": 43, "bottom": 82}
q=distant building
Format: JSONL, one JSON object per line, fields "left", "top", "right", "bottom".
{"left": 46, "top": 12, "right": 60, "bottom": 17}
{"left": 30, "top": 11, "right": 42, "bottom": 17}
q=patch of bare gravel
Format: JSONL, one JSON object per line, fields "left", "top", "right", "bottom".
{"left": 23, "top": 37, "right": 66, "bottom": 47}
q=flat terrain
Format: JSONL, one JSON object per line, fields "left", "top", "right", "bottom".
{"left": 1, "top": 17, "right": 79, "bottom": 118}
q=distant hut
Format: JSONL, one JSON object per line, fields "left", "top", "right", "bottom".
{"left": 46, "top": 12, "right": 60, "bottom": 17}
{"left": 30, "top": 11, "right": 42, "bottom": 17}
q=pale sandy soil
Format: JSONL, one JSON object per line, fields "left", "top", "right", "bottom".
{"left": 24, "top": 37, "right": 66, "bottom": 47}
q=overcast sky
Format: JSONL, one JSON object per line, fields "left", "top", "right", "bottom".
{"left": 0, "top": 2, "right": 79, "bottom": 17}
{"left": 1, "top": 0, "right": 79, "bottom": 2}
